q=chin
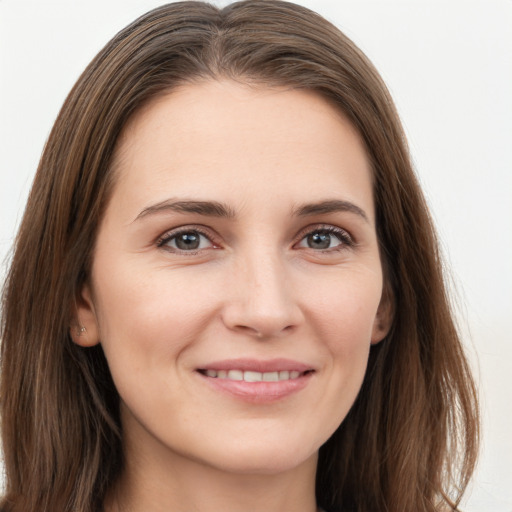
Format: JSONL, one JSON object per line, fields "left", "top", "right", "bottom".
{"left": 204, "top": 447, "right": 318, "bottom": 476}
{"left": 184, "top": 429, "right": 321, "bottom": 476}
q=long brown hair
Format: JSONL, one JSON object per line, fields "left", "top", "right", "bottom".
{"left": 0, "top": 2, "right": 478, "bottom": 511}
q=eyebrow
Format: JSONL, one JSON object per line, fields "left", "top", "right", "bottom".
{"left": 133, "top": 198, "right": 368, "bottom": 223}
{"left": 293, "top": 199, "right": 369, "bottom": 223}
{"left": 133, "top": 199, "right": 236, "bottom": 222}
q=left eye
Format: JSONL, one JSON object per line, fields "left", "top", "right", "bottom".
{"left": 297, "top": 229, "right": 349, "bottom": 250}
{"left": 159, "top": 230, "right": 213, "bottom": 251}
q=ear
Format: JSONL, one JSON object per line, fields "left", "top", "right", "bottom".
{"left": 371, "top": 282, "right": 394, "bottom": 345}
{"left": 70, "top": 283, "right": 100, "bottom": 347}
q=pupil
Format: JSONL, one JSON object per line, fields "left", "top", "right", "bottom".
{"left": 308, "top": 232, "right": 330, "bottom": 249}
{"left": 176, "top": 232, "right": 200, "bottom": 250}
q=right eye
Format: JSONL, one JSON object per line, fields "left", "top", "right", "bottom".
{"left": 157, "top": 229, "right": 215, "bottom": 253}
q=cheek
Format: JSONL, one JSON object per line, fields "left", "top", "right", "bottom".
{"left": 306, "top": 269, "right": 382, "bottom": 345}
{"left": 275, "top": 272, "right": 381, "bottom": 442}
{"left": 91, "top": 261, "right": 221, "bottom": 373}
{"left": 304, "top": 271, "right": 381, "bottom": 398}
{"left": 90, "top": 265, "right": 224, "bottom": 435}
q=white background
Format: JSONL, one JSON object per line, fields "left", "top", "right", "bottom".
{"left": 0, "top": 1, "right": 511, "bottom": 509}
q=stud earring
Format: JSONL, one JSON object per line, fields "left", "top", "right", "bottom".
{"left": 76, "top": 325, "right": 87, "bottom": 336}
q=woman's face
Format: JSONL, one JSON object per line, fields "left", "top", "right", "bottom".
{"left": 75, "top": 80, "right": 391, "bottom": 476}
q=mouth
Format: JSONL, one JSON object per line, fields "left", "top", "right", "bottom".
{"left": 197, "top": 369, "right": 312, "bottom": 382}
{"left": 195, "top": 359, "right": 315, "bottom": 403}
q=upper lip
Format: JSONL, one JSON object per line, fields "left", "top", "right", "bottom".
{"left": 197, "top": 358, "right": 314, "bottom": 373}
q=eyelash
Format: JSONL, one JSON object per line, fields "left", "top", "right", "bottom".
{"left": 157, "top": 225, "right": 216, "bottom": 254}
{"left": 295, "top": 224, "right": 355, "bottom": 251}
{"left": 156, "top": 224, "right": 355, "bottom": 255}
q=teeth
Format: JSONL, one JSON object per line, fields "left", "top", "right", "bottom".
{"left": 203, "top": 369, "right": 304, "bottom": 381}
{"left": 244, "top": 371, "right": 262, "bottom": 382}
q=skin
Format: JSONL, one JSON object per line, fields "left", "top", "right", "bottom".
{"left": 73, "top": 80, "right": 392, "bottom": 512}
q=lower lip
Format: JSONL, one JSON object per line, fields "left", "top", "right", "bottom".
{"left": 197, "top": 372, "right": 313, "bottom": 403}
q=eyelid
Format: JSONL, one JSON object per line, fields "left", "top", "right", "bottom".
{"left": 155, "top": 223, "right": 355, "bottom": 255}
{"left": 293, "top": 223, "right": 355, "bottom": 250}
{"left": 156, "top": 225, "right": 220, "bottom": 252}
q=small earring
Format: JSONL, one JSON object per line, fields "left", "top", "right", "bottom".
{"left": 77, "top": 325, "right": 87, "bottom": 336}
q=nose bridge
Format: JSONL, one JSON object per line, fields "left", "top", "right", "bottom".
{"left": 224, "top": 240, "right": 302, "bottom": 337}
{"left": 245, "top": 244, "right": 288, "bottom": 307}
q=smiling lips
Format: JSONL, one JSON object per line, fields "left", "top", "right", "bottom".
{"left": 201, "top": 369, "right": 305, "bottom": 381}
{"left": 197, "top": 359, "right": 314, "bottom": 402}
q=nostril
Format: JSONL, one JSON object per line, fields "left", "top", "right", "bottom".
{"left": 221, "top": 296, "right": 304, "bottom": 339}
{"left": 232, "top": 324, "right": 296, "bottom": 339}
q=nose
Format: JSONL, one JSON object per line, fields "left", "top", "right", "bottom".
{"left": 221, "top": 248, "right": 304, "bottom": 339}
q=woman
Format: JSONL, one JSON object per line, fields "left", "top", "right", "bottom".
{"left": 0, "top": 1, "right": 479, "bottom": 511}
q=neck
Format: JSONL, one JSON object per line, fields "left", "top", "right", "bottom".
{"left": 105, "top": 421, "right": 319, "bottom": 512}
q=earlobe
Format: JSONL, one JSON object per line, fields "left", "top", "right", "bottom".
{"left": 70, "top": 284, "right": 100, "bottom": 347}
{"left": 371, "top": 283, "right": 394, "bottom": 345}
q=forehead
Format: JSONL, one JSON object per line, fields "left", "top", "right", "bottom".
{"left": 109, "top": 79, "right": 374, "bottom": 221}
